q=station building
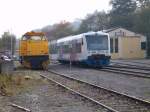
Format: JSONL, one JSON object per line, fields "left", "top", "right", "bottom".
{"left": 104, "top": 27, "right": 146, "bottom": 59}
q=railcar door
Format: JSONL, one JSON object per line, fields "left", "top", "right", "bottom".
{"left": 70, "top": 40, "right": 77, "bottom": 61}
{"left": 58, "top": 43, "right": 63, "bottom": 60}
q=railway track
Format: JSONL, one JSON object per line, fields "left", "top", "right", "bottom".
{"left": 101, "top": 66, "right": 150, "bottom": 78}
{"left": 40, "top": 72, "right": 117, "bottom": 112}
{"left": 108, "top": 64, "right": 150, "bottom": 71}
{"left": 41, "top": 70, "right": 150, "bottom": 112}
{"left": 111, "top": 62, "right": 150, "bottom": 71}
{"left": 50, "top": 62, "right": 150, "bottom": 78}
{"left": 112, "top": 60, "right": 150, "bottom": 66}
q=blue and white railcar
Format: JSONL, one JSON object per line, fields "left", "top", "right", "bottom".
{"left": 49, "top": 40, "right": 58, "bottom": 61}
{"left": 50, "top": 31, "right": 111, "bottom": 67}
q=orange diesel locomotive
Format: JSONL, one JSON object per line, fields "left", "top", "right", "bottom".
{"left": 19, "top": 31, "right": 49, "bottom": 69}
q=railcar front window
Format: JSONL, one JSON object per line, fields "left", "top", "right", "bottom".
{"left": 86, "top": 35, "right": 108, "bottom": 50}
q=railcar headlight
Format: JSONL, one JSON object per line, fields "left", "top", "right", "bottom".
{"left": 105, "top": 51, "right": 108, "bottom": 53}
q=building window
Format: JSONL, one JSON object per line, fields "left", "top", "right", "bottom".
{"left": 141, "top": 42, "right": 146, "bottom": 50}
{"left": 110, "top": 38, "right": 113, "bottom": 53}
{"left": 115, "top": 38, "right": 118, "bottom": 53}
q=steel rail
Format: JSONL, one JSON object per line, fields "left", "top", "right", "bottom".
{"left": 9, "top": 103, "right": 31, "bottom": 112}
{"left": 49, "top": 62, "right": 150, "bottom": 78}
{"left": 47, "top": 70, "right": 150, "bottom": 108}
{"left": 108, "top": 64, "right": 150, "bottom": 71}
{"left": 111, "top": 62, "right": 150, "bottom": 70}
{"left": 40, "top": 73, "right": 118, "bottom": 112}
{"left": 101, "top": 67, "right": 150, "bottom": 78}
{"left": 112, "top": 60, "right": 150, "bottom": 66}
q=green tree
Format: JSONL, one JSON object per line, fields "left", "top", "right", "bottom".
{"left": 110, "top": 0, "right": 136, "bottom": 15}
{"left": 77, "top": 15, "right": 94, "bottom": 33}
{"left": 109, "top": 0, "right": 136, "bottom": 29}
{"left": 1, "top": 32, "right": 16, "bottom": 55}
{"left": 52, "top": 21, "right": 75, "bottom": 39}
{"left": 137, "top": 0, "right": 150, "bottom": 8}
{"left": 134, "top": 5, "right": 150, "bottom": 57}
{"left": 0, "top": 38, "right": 2, "bottom": 51}
{"left": 78, "top": 11, "right": 110, "bottom": 33}
{"left": 42, "top": 21, "right": 75, "bottom": 40}
{"left": 95, "top": 11, "right": 110, "bottom": 31}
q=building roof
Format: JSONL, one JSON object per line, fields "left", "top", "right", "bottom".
{"left": 102, "top": 27, "right": 145, "bottom": 37}
{"left": 103, "top": 27, "right": 120, "bottom": 33}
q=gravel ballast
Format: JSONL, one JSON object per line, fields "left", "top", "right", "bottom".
{"left": 49, "top": 64, "right": 150, "bottom": 101}
{"left": 0, "top": 69, "right": 107, "bottom": 112}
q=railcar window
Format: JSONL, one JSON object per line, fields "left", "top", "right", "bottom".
{"left": 86, "top": 35, "right": 108, "bottom": 50}
{"left": 63, "top": 45, "right": 70, "bottom": 53}
{"left": 76, "top": 43, "right": 81, "bottom": 53}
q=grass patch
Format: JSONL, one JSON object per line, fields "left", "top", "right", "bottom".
{"left": 0, "top": 74, "right": 13, "bottom": 96}
{"left": 0, "top": 72, "right": 46, "bottom": 96}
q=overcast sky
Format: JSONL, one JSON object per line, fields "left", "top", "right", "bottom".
{"left": 0, "top": 0, "right": 111, "bottom": 37}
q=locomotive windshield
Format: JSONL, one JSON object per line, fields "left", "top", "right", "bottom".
{"left": 22, "top": 36, "right": 46, "bottom": 40}
{"left": 86, "top": 35, "right": 108, "bottom": 50}
{"left": 30, "top": 36, "right": 42, "bottom": 40}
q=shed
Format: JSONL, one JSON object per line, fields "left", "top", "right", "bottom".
{"left": 104, "top": 27, "right": 146, "bottom": 59}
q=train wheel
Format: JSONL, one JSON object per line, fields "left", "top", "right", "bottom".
{"left": 42, "top": 60, "right": 49, "bottom": 70}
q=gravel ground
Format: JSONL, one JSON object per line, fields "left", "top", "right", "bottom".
{"left": 10, "top": 84, "right": 105, "bottom": 112}
{"left": 0, "top": 97, "right": 12, "bottom": 112}
{"left": 43, "top": 71, "right": 150, "bottom": 112}
{"left": 49, "top": 63, "right": 150, "bottom": 101}
{"left": 0, "top": 69, "right": 107, "bottom": 112}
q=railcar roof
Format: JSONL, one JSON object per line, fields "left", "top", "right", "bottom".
{"left": 57, "top": 31, "right": 108, "bottom": 43}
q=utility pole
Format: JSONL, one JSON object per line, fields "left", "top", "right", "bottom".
{"left": 69, "top": 43, "right": 72, "bottom": 73}
{"left": 10, "top": 30, "right": 13, "bottom": 59}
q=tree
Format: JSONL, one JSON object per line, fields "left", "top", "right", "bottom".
{"left": 134, "top": 7, "right": 150, "bottom": 34}
{"left": 78, "top": 11, "right": 110, "bottom": 33}
{"left": 0, "top": 38, "right": 2, "bottom": 51}
{"left": 95, "top": 11, "right": 110, "bottom": 31}
{"left": 77, "top": 15, "right": 94, "bottom": 33}
{"left": 110, "top": 0, "right": 136, "bottom": 15}
{"left": 134, "top": 5, "right": 150, "bottom": 57}
{"left": 137, "top": 0, "right": 150, "bottom": 8}
{"left": 42, "top": 21, "right": 75, "bottom": 40}
{"left": 1, "top": 32, "right": 16, "bottom": 55}
{"left": 109, "top": 0, "right": 136, "bottom": 29}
